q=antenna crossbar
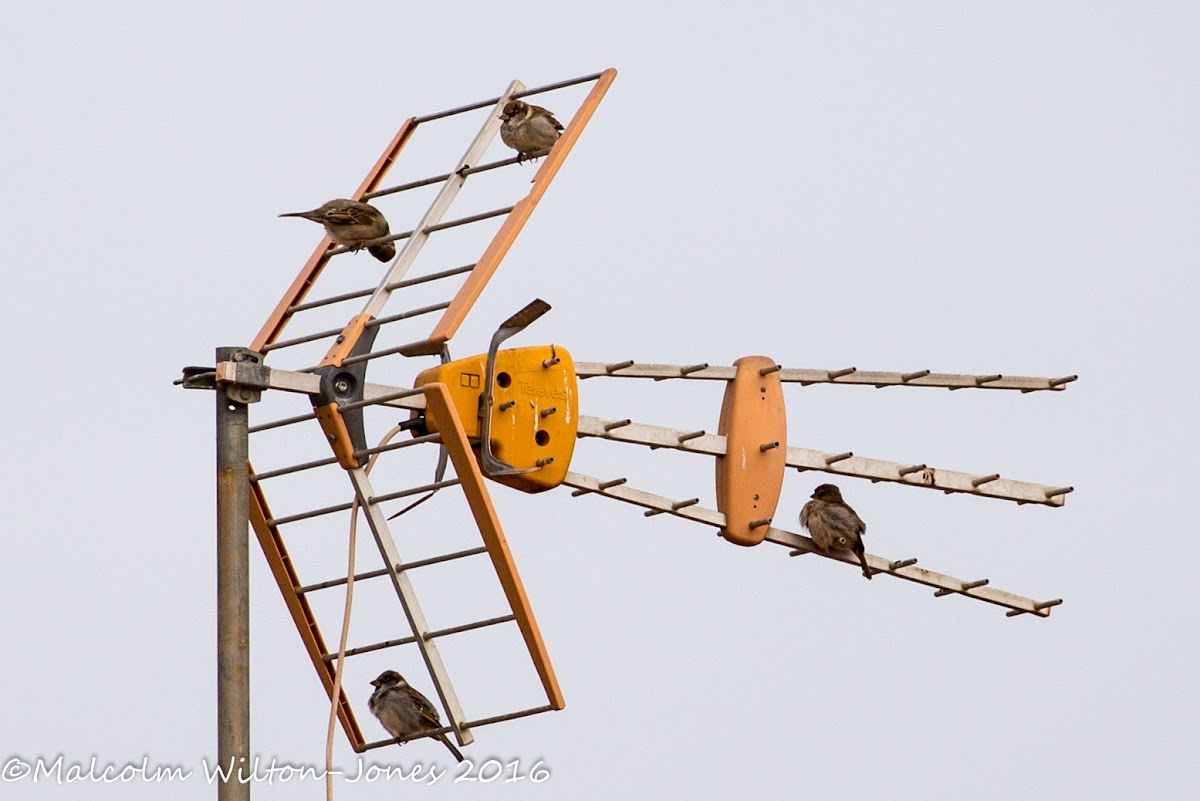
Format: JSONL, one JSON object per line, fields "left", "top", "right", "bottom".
{"left": 295, "top": 546, "right": 490, "bottom": 595}
{"left": 562, "top": 471, "right": 1060, "bottom": 618}
{"left": 320, "top": 615, "right": 518, "bottom": 662}
{"left": 577, "top": 415, "right": 1071, "bottom": 507}
{"left": 575, "top": 361, "right": 1077, "bottom": 393}
{"left": 359, "top": 704, "right": 557, "bottom": 752}
{"left": 286, "top": 264, "right": 476, "bottom": 315}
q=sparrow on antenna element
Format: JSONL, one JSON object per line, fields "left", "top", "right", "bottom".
{"left": 499, "top": 100, "right": 563, "bottom": 163}
{"left": 368, "top": 670, "right": 464, "bottom": 762}
{"left": 279, "top": 198, "right": 395, "bottom": 262}
{"left": 800, "top": 484, "right": 873, "bottom": 580}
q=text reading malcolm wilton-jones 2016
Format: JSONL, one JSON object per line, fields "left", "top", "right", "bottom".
{"left": 2, "top": 755, "right": 552, "bottom": 786}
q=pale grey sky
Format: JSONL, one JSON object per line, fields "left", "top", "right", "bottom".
{"left": 2, "top": 2, "right": 1197, "bottom": 799}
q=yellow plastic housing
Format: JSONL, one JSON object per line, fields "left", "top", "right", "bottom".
{"left": 413, "top": 346, "right": 577, "bottom": 493}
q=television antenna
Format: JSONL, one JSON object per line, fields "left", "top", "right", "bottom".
{"left": 179, "top": 68, "right": 1073, "bottom": 798}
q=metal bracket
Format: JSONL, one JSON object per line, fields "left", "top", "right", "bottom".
{"left": 176, "top": 348, "right": 266, "bottom": 403}
{"left": 480, "top": 299, "right": 551, "bottom": 477}
{"left": 311, "top": 326, "right": 380, "bottom": 456}
{"left": 176, "top": 366, "right": 217, "bottom": 390}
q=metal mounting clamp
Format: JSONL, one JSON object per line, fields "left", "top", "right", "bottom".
{"left": 312, "top": 326, "right": 380, "bottom": 458}
{"left": 176, "top": 348, "right": 267, "bottom": 403}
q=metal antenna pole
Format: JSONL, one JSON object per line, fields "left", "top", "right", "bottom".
{"left": 215, "top": 346, "right": 251, "bottom": 801}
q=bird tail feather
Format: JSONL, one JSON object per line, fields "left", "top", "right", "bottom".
{"left": 438, "top": 735, "right": 464, "bottom": 763}
{"left": 854, "top": 542, "right": 872, "bottom": 580}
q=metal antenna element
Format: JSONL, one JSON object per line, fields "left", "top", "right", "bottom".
{"left": 480, "top": 299, "right": 552, "bottom": 477}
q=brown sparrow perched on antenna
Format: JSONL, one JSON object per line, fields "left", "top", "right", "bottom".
{"left": 800, "top": 484, "right": 873, "bottom": 580}
{"left": 499, "top": 100, "right": 563, "bottom": 162}
{"left": 368, "top": 670, "right": 464, "bottom": 762}
{"left": 279, "top": 198, "right": 395, "bottom": 262}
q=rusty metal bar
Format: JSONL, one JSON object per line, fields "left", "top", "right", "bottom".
{"left": 354, "top": 433, "right": 442, "bottom": 461}
{"left": 425, "top": 206, "right": 514, "bottom": 234}
{"left": 248, "top": 410, "right": 317, "bottom": 434}
{"left": 424, "top": 614, "right": 516, "bottom": 641}
{"left": 368, "top": 479, "right": 462, "bottom": 506}
{"left": 299, "top": 566, "right": 394, "bottom": 595}
{"left": 322, "top": 635, "right": 417, "bottom": 661}
{"left": 268, "top": 501, "right": 355, "bottom": 527}
{"left": 360, "top": 704, "right": 557, "bottom": 751}
{"left": 336, "top": 343, "right": 420, "bottom": 368}
{"left": 324, "top": 206, "right": 513, "bottom": 258}
{"left": 364, "top": 301, "right": 452, "bottom": 330}
{"left": 296, "top": 546, "right": 489, "bottom": 595}
{"left": 320, "top": 614, "right": 515, "bottom": 663}
{"left": 262, "top": 324, "right": 353, "bottom": 353}
{"left": 286, "top": 264, "right": 476, "bottom": 315}
{"left": 412, "top": 71, "right": 606, "bottom": 124}
{"left": 336, "top": 388, "right": 425, "bottom": 413}
{"left": 251, "top": 455, "right": 338, "bottom": 482}
{"left": 365, "top": 157, "right": 524, "bottom": 200}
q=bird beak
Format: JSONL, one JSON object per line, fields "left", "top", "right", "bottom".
{"left": 369, "top": 680, "right": 379, "bottom": 687}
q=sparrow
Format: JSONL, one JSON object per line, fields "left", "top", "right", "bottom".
{"left": 279, "top": 198, "right": 395, "bottom": 262}
{"left": 800, "top": 484, "right": 872, "bottom": 580}
{"left": 499, "top": 100, "right": 563, "bottom": 162}
{"left": 368, "top": 670, "right": 464, "bottom": 761}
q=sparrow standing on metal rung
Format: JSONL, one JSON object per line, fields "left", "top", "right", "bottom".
{"left": 368, "top": 670, "right": 464, "bottom": 762}
{"left": 499, "top": 100, "right": 563, "bottom": 163}
{"left": 800, "top": 484, "right": 873, "bottom": 580}
{"left": 279, "top": 198, "right": 396, "bottom": 262}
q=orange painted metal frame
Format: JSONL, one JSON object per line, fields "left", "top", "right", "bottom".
{"left": 314, "top": 403, "right": 361, "bottom": 469}
{"left": 245, "top": 122, "right": 416, "bottom": 753}
{"left": 319, "top": 312, "right": 372, "bottom": 369}
{"left": 401, "top": 68, "right": 618, "bottom": 357}
{"left": 250, "top": 120, "right": 417, "bottom": 354}
{"left": 248, "top": 481, "right": 367, "bottom": 749}
{"left": 244, "top": 76, "right": 613, "bottom": 747}
{"left": 715, "top": 356, "right": 787, "bottom": 546}
{"left": 423, "top": 382, "right": 565, "bottom": 710}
